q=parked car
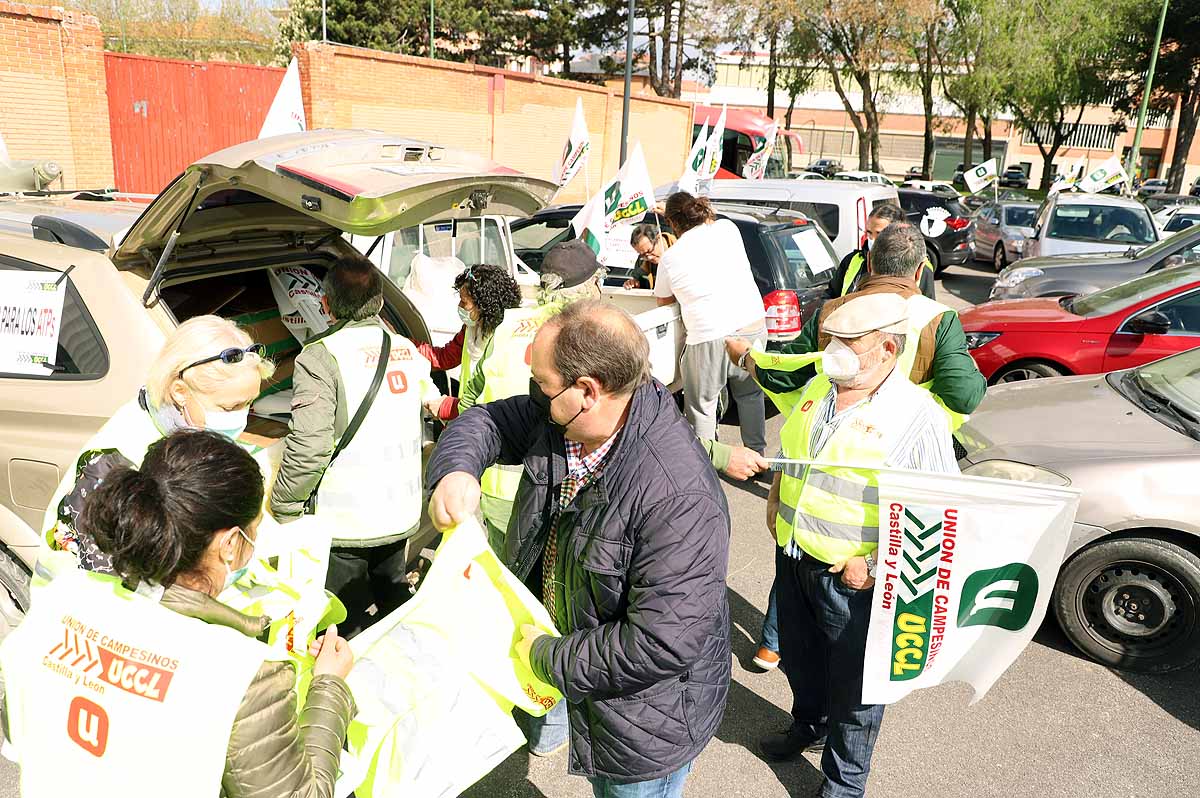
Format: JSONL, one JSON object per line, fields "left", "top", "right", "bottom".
{"left": 963, "top": 263, "right": 1200, "bottom": 383}
{"left": 1163, "top": 208, "right": 1200, "bottom": 234}
{"left": 905, "top": 166, "right": 927, "bottom": 181}
{"left": 1000, "top": 165, "right": 1029, "bottom": 189}
{"left": 1021, "top": 191, "right": 1158, "bottom": 260}
{"left": 897, "top": 188, "right": 974, "bottom": 274}
{"left": 669, "top": 178, "right": 900, "bottom": 261}
{"left": 990, "top": 225, "right": 1200, "bottom": 301}
{"left": 972, "top": 200, "right": 1039, "bottom": 271}
{"left": 952, "top": 162, "right": 971, "bottom": 189}
{"left": 1144, "top": 193, "right": 1200, "bottom": 218}
{"left": 954, "top": 346, "right": 1200, "bottom": 672}
{"left": 902, "top": 179, "right": 959, "bottom": 198}
{"left": 832, "top": 170, "right": 893, "bottom": 186}
{"left": 1137, "top": 178, "right": 1168, "bottom": 198}
{"left": 0, "top": 191, "right": 147, "bottom": 250}
{"left": 1188, "top": 176, "right": 1200, "bottom": 198}
{"left": 791, "top": 171, "right": 828, "bottom": 181}
{"left": 806, "top": 158, "right": 844, "bottom": 178}
{"left": 510, "top": 202, "right": 840, "bottom": 340}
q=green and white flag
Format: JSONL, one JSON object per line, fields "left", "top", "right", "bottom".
{"left": 553, "top": 97, "right": 591, "bottom": 189}
{"left": 1049, "top": 158, "right": 1086, "bottom": 195}
{"left": 570, "top": 142, "right": 656, "bottom": 265}
{"left": 963, "top": 158, "right": 998, "bottom": 194}
{"left": 697, "top": 105, "right": 727, "bottom": 194}
{"left": 863, "top": 469, "right": 1079, "bottom": 705}
{"left": 1077, "top": 155, "right": 1129, "bottom": 194}
{"left": 678, "top": 121, "right": 709, "bottom": 195}
{"left": 742, "top": 122, "right": 779, "bottom": 180}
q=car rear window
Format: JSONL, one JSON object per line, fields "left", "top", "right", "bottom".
{"left": 1165, "top": 214, "right": 1200, "bottom": 233}
{"left": 1047, "top": 204, "right": 1156, "bottom": 245}
{"left": 760, "top": 223, "right": 839, "bottom": 290}
{"left": 1005, "top": 207, "right": 1037, "bottom": 227}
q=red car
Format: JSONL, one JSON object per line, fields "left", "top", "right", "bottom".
{"left": 961, "top": 264, "right": 1200, "bottom": 382}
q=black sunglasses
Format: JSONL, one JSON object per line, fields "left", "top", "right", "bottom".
{"left": 178, "top": 344, "right": 267, "bottom": 379}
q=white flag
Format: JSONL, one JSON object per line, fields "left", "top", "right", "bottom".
{"left": 553, "top": 97, "right": 591, "bottom": 189}
{"left": 571, "top": 142, "right": 656, "bottom": 267}
{"left": 678, "top": 121, "right": 709, "bottom": 195}
{"left": 742, "top": 122, "right": 779, "bottom": 180}
{"left": 0, "top": 130, "right": 9, "bottom": 164}
{"left": 1048, "top": 159, "right": 1086, "bottom": 195}
{"left": 1077, "top": 155, "right": 1129, "bottom": 194}
{"left": 963, "top": 158, "right": 998, "bottom": 194}
{"left": 863, "top": 469, "right": 1079, "bottom": 705}
{"left": 259, "top": 57, "right": 306, "bottom": 139}
{"left": 697, "top": 106, "right": 727, "bottom": 194}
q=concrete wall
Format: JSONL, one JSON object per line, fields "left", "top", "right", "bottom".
{"left": 295, "top": 42, "right": 693, "bottom": 204}
{"left": 0, "top": 1, "right": 113, "bottom": 189}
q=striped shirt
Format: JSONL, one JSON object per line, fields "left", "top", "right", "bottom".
{"left": 783, "top": 367, "right": 959, "bottom": 560}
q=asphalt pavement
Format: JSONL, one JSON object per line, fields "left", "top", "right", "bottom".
{"left": 2, "top": 258, "right": 1193, "bottom": 797}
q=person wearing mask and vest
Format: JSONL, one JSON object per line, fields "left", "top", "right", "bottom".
{"left": 1, "top": 430, "right": 355, "bottom": 798}
{"left": 758, "top": 294, "right": 958, "bottom": 796}
{"left": 416, "top": 263, "right": 523, "bottom": 421}
{"left": 624, "top": 224, "right": 675, "bottom": 290}
{"left": 270, "top": 252, "right": 441, "bottom": 635}
{"left": 42, "top": 315, "right": 275, "bottom": 576}
{"left": 826, "top": 204, "right": 935, "bottom": 300}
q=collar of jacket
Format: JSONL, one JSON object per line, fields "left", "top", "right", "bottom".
{"left": 563, "top": 379, "right": 669, "bottom": 487}
{"left": 160, "top": 583, "right": 271, "bottom": 639}
{"left": 855, "top": 275, "right": 919, "bottom": 297}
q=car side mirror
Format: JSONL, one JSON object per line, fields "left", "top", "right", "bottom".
{"left": 1125, "top": 309, "right": 1172, "bottom": 336}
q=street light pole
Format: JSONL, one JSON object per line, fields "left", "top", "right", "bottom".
{"left": 619, "top": 0, "right": 636, "bottom": 164}
{"left": 429, "top": 0, "right": 435, "bottom": 58}
{"left": 1125, "top": 0, "right": 1170, "bottom": 182}
{"left": 321, "top": 0, "right": 327, "bottom": 41}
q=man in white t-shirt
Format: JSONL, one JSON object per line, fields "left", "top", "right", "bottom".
{"left": 655, "top": 192, "right": 767, "bottom": 454}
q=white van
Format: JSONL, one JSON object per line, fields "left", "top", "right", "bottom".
{"left": 660, "top": 180, "right": 899, "bottom": 261}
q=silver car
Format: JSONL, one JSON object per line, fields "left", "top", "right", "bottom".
{"left": 955, "top": 347, "right": 1200, "bottom": 673}
{"left": 1023, "top": 192, "right": 1159, "bottom": 259}
{"left": 972, "top": 200, "right": 1038, "bottom": 271}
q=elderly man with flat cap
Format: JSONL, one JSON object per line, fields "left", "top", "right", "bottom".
{"left": 753, "top": 293, "right": 959, "bottom": 798}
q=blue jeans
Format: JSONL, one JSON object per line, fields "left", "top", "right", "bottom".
{"left": 760, "top": 579, "right": 780, "bottom": 653}
{"left": 774, "top": 547, "right": 884, "bottom": 798}
{"left": 589, "top": 761, "right": 693, "bottom": 798}
{"left": 525, "top": 698, "right": 569, "bottom": 754}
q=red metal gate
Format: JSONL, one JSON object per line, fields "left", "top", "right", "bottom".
{"left": 105, "top": 53, "right": 285, "bottom": 194}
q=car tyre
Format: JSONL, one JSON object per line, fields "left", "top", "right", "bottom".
{"left": 927, "top": 245, "right": 944, "bottom": 276}
{"left": 1054, "top": 536, "right": 1200, "bottom": 673}
{"left": 993, "top": 244, "right": 1007, "bottom": 273}
{"left": 993, "top": 361, "right": 1066, "bottom": 383}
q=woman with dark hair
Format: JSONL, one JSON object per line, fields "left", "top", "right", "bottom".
{"left": 655, "top": 191, "right": 768, "bottom": 455}
{"left": 1, "top": 430, "right": 355, "bottom": 798}
{"left": 417, "top": 263, "right": 523, "bottom": 420}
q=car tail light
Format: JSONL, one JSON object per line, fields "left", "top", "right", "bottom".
{"left": 764, "top": 290, "right": 801, "bottom": 339}
{"left": 945, "top": 216, "right": 970, "bottom": 231}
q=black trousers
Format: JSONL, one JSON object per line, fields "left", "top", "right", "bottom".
{"left": 325, "top": 540, "right": 410, "bottom": 638}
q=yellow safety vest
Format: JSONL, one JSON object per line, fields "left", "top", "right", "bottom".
{"left": 476, "top": 300, "right": 567, "bottom": 501}
{"left": 840, "top": 252, "right": 866, "bottom": 296}
{"left": 0, "top": 568, "right": 267, "bottom": 798}
{"left": 776, "top": 371, "right": 934, "bottom": 564}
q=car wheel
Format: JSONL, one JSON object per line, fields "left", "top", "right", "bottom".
{"left": 927, "top": 245, "right": 944, "bottom": 276}
{"left": 1054, "top": 537, "right": 1200, "bottom": 673}
{"left": 993, "top": 244, "right": 1007, "bottom": 273}
{"left": 993, "top": 361, "right": 1066, "bottom": 383}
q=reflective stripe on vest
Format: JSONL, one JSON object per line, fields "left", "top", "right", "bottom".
{"left": 458, "top": 333, "right": 475, "bottom": 403}
{"left": 477, "top": 301, "right": 567, "bottom": 501}
{"left": 0, "top": 569, "right": 265, "bottom": 798}
{"left": 840, "top": 252, "right": 865, "bottom": 296}
{"left": 314, "top": 324, "right": 430, "bottom": 545}
{"left": 775, "top": 372, "right": 931, "bottom": 564}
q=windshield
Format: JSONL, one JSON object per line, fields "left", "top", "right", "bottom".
{"left": 1125, "top": 225, "right": 1199, "bottom": 259}
{"left": 387, "top": 217, "right": 509, "bottom": 285}
{"left": 1165, "top": 214, "right": 1200, "bottom": 233}
{"left": 1005, "top": 207, "right": 1037, "bottom": 227}
{"left": 1113, "top": 349, "right": 1200, "bottom": 440}
{"left": 761, "top": 223, "right": 839, "bottom": 289}
{"left": 1068, "top": 264, "right": 1200, "bottom": 317}
{"left": 1046, "top": 203, "right": 1156, "bottom": 245}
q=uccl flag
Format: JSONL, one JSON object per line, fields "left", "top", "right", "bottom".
{"left": 742, "top": 122, "right": 779, "bottom": 180}
{"left": 1077, "top": 155, "right": 1129, "bottom": 194}
{"left": 678, "top": 121, "right": 709, "bottom": 194}
{"left": 863, "top": 469, "right": 1079, "bottom": 705}
{"left": 258, "top": 57, "right": 306, "bottom": 138}
{"left": 553, "top": 97, "right": 591, "bottom": 189}
{"left": 963, "top": 158, "right": 998, "bottom": 193}
{"left": 697, "top": 106, "right": 727, "bottom": 194}
{"left": 571, "top": 142, "right": 656, "bottom": 263}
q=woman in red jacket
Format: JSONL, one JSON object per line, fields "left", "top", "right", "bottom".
{"left": 418, "top": 263, "right": 522, "bottom": 420}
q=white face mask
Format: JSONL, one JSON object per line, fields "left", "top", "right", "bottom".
{"left": 204, "top": 407, "right": 249, "bottom": 441}
{"left": 822, "top": 337, "right": 884, "bottom": 386}
{"left": 222, "top": 527, "right": 256, "bottom": 591}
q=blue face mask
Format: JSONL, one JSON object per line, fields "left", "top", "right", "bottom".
{"left": 458, "top": 306, "right": 477, "bottom": 328}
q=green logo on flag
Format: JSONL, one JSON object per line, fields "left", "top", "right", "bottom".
{"left": 604, "top": 182, "right": 622, "bottom": 216}
{"left": 958, "top": 563, "right": 1039, "bottom": 631}
{"left": 691, "top": 148, "right": 705, "bottom": 171}
{"left": 890, "top": 508, "right": 941, "bottom": 681}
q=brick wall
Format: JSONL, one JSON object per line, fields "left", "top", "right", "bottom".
{"left": 0, "top": 2, "right": 114, "bottom": 188}
{"left": 295, "top": 42, "right": 692, "bottom": 205}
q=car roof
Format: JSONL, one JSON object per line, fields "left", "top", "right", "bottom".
{"left": 0, "top": 231, "right": 117, "bottom": 271}
{"left": 1052, "top": 192, "right": 1145, "bottom": 208}
{"left": 526, "top": 201, "right": 812, "bottom": 226}
{"left": 995, "top": 200, "right": 1038, "bottom": 209}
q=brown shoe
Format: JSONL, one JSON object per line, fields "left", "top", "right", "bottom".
{"left": 752, "top": 647, "right": 781, "bottom": 671}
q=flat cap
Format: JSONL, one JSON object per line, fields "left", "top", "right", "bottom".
{"left": 821, "top": 293, "right": 908, "bottom": 338}
{"left": 543, "top": 238, "right": 601, "bottom": 289}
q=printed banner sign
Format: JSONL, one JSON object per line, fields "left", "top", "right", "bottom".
{"left": 963, "top": 159, "right": 998, "bottom": 194}
{"left": 571, "top": 142, "right": 656, "bottom": 268}
{"left": 678, "top": 121, "right": 709, "bottom": 195}
{"left": 1076, "top": 156, "right": 1129, "bottom": 194}
{"left": 0, "top": 271, "right": 67, "bottom": 375}
{"left": 863, "top": 469, "right": 1079, "bottom": 705}
{"left": 742, "top": 122, "right": 779, "bottom": 180}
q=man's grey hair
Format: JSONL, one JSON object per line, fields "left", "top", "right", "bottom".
{"left": 543, "top": 298, "right": 651, "bottom": 395}
{"left": 871, "top": 223, "right": 926, "bottom": 278}
{"left": 883, "top": 332, "right": 907, "bottom": 353}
